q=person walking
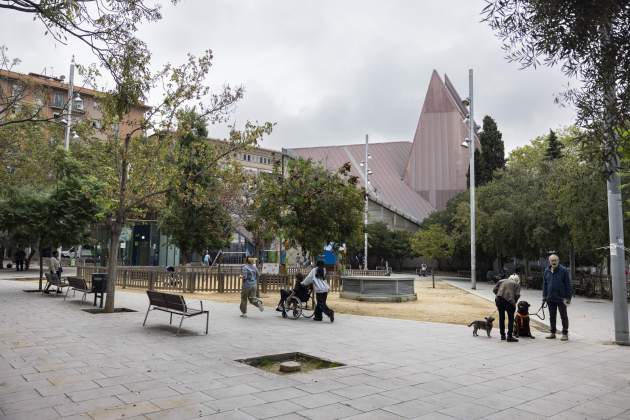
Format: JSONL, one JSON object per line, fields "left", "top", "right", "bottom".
{"left": 493, "top": 273, "right": 521, "bottom": 342}
{"left": 543, "top": 254, "right": 572, "bottom": 341}
{"left": 44, "top": 251, "right": 62, "bottom": 293}
{"left": 240, "top": 257, "right": 264, "bottom": 317}
{"left": 203, "top": 251, "right": 211, "bottom": 266}
{"left": 302, "top": 260, "right": 334, "bottom": 322}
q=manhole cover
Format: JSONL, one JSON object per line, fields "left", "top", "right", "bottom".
{"left": 236, "top": 352, "right": 344, "bottom": 375}
{"left": 82, "top": 308, "right": 137, "bottom": 314}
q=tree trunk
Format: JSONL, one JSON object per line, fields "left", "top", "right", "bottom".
{"left": 38, "top": 246, "right": 43, "bottom": 291}
{"left": 104, "top": 223, "right": 122, "bottom": 313}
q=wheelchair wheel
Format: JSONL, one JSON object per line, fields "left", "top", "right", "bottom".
{"left": 301, "top": 295, "right": 316, "bottom": 318}
{"left": 286, "top": 296, "right": 302, "bottom": 319}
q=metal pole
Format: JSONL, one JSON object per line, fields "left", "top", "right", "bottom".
{"left": 607, "top": 156, "right": 629, "bottom": 344}
{"left": 364, "top": 134, "right": 369, "bottom": 270}
{"left": 64, "top": 55, "right": 75, "bottom": 151}
{"left": 469, "top": 69, "right": 476, "bottom": 290}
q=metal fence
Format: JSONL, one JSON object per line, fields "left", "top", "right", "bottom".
{"left": 76, "top": 264, "right": 342, "bottom": 294}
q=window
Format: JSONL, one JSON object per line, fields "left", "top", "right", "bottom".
{"left": 243, "top": 154, "right": 247, "bottom": 160}
{"left": 92, "top": 119, "right": 102, "bottom": 129}
{"left": 52, "top": 91, "right": 65, "bottom": 108}
{"left": 247, "top": 154, "right": 251, "bottom": 162}
{"left": 11, "top": 83, "right": 24, "bottom": 98}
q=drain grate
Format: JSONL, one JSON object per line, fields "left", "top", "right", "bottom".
{"left": 236, "top": 352, "right": 344, "bottom": 375}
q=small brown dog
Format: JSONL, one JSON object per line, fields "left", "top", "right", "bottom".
{"left": 514, "top": 301, "right": 535, "bottom": 339}
{"left": 468, "top": 316, "right": 495, "bottom": 337}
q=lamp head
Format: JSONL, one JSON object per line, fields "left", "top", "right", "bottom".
{"left": 462, "top": 97, "right": 470, "bottom": 107}
{"left": 73, "top": 93, "right": 83, "bottom": 109}
{"left": 461, "top": 138, "right": 470, "bottom": 148}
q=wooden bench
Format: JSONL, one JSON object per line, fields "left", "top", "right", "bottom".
{"left": 64, "top": 276, "right": 95, "bottom": 303}
{"left": 43, "top": 272, "right": 69, "bottom": 295}
{"left": 143, "top": 290, "right": 209, "bottom": 335}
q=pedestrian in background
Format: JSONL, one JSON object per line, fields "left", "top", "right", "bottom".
{"left": 240, "top": 256, "right": 264, "bottom": 317}
{"left": 14, "top": 247, "right": 26, "bottom": 272}
{"left": 543, "top": 254, "right": 572, "bottom": 341}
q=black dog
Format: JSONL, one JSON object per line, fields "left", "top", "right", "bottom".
{"left": 514, "top": 301, "right": 535, "bottom": 339}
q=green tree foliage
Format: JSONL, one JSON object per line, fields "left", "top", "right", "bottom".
{"left": 250, "top": 159, "right": 363, "bottom": 259}
{"left": 0, "top": 151, "right": 102, "bottom": 287}
{"left": 477, "top": 115, "right": 505, "bottom": 185}
{"left": 467, "top": 115, "right": 505, "bottom": 187}
{"left": 158, "top": 111, "right": 234, "bottom": 263}
{"left": 346, "top": 222, "right": 413, "bottom": 270}
{"left": 544, "top": 129, "right": 563, "bottom": 161}
{"left": 410, "top": 224, "right": 454, "bottom": 267}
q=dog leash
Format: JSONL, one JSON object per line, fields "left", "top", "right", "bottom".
{"left": 533, "top": 301, "right": 547, "bottom": 320}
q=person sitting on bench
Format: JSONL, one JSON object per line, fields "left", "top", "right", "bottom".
{"left": 276, "top": 273, "right": 310, "bottom": 316}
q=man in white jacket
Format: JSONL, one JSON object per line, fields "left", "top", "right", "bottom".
{"left": 301, "top": 260, "right": 334, "bottom": 322}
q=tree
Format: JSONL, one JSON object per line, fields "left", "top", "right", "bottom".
{"left": 0, "top": 1, "right": 174, "bottom": 81}
{"left": 410, "top": 224, "right": 454, "bottom": 268}
{"left": 251, "top": 159, "right": 363, "bottom": 260}
{"left": 159, "top": 110, "right": 235, "bottom": 264}
{"left": 545, "top": 129, "right": 563, "bottom": 161}
{"left": 483, "top": 0, "right": 630, "bottom": 342}
{"left": 0, "top": 151, "right": 102, "bottom": 288}
{"left": 77, "top": 48, "right": 271, "bottom": 313}
{"left": 478, "top": 115, "right": 505, "bottom": 185}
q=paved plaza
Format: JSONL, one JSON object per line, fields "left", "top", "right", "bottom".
{"left": 1, "top": 279, "right": 630, "bottom": 420}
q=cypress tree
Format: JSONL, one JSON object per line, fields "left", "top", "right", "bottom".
{"left": 477, "top": 115, "right": 505, "bottom": 186}
{"left": 545, "top": 129, "right": 563, "bottom": 161}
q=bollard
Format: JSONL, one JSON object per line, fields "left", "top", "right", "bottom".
{"left": 432, "top": 273, "right": 435, "bottom": 289}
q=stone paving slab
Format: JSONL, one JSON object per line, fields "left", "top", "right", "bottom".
{"left": 1, "top": 279, "right": 630, "bottom": 420}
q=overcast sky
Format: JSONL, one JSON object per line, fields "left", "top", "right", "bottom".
{"left": 1, "top": 0, "right": 576, "bottom": 152}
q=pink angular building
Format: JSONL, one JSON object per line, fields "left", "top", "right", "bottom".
{"left": 290, "top": 70, "right": 476, "bottom": 231}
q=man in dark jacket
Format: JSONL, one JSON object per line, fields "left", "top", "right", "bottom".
{"left": 543, "top": 254, "right": 572, "bottom": 341}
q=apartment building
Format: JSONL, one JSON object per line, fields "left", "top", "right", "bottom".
{"left": 0, "top": 69, "right": 147, "bottom": 138}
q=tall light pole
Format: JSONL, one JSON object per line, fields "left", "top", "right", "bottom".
{"left": 360, "top": 134, "right": 372, "bottom": 270}
{"left": 64, "top": 55, "right": 76, "bottom": 151}
{"left": 461, "top": 69, "right": 476, "bottom": 290}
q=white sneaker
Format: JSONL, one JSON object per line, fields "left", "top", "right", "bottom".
{"left": 240, "top": 313, "right": 247, "bottom": 318}
{"left": 258, "top": 304, "right": 264, "bottom": 312}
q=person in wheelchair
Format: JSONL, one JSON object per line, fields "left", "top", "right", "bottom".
{"left": 276, "top": 273, "right": 311, "bottom": 318}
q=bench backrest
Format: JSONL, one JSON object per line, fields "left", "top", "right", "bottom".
{"left": 45, "top": 272, "right": 59, "bottom": 284}
{"left": 146, "top": 290, "right": 186, "bottom": 312}
{"left": 67, "top": 277, "right": 88, "bottom": 290}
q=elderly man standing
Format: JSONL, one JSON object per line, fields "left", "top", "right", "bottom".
{"left": 543, "top": 254, "right": 572, "bottom": 341}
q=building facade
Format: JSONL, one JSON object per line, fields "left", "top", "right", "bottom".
{"left": 290, "top": 70, "right": 478, "bottom": 232}
{"left": 0, "top": 69, "right": 147, "bottom": 139}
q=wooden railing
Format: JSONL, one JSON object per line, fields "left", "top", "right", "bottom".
{"left": 76, "top": 264, "right": 342, "bottom": 293}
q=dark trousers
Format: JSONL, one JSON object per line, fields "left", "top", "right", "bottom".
{"left": 15, "top": 260, "right": 24, "bottom": 271}
{"left": 314, "top": 292, "right": 333, "bottom": 320}
{"left": 548, "top": 301, "right": 569, "bottom": 334}
{"left": 495, "top": 297, "right": 515, "bottom": 337}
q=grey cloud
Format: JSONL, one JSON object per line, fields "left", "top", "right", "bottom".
{"left": 0, "top": 0, "right": 576, "bottom": 153}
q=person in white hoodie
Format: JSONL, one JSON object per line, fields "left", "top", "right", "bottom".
{"left": 301, "top": 260, "right": 334, "bottom": 322}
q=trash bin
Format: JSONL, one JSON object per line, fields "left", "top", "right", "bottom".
{"left": 91, "top": 273, "right": 108, "bottom": 308}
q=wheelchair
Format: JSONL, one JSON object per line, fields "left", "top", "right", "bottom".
{"left": 281, "top": 288, "right": 316, "bottom": 320}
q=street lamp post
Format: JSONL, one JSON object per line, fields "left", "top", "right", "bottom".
{"left": 461, "top": 69, "right": 476, "bottom": 290}
{"left": 468, "top": 69, "right": 476, "bottom": 290}
{"left": 360, "top": 134, "right": 372, "bottom": 270}
{"left": 64, "top": 56, "right": 76, "bottom": 151}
